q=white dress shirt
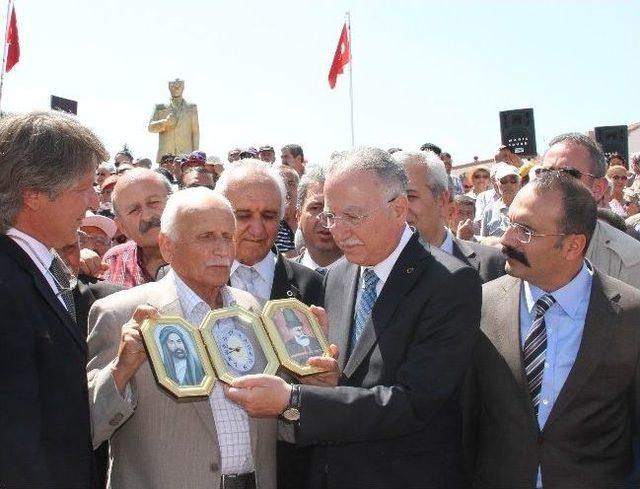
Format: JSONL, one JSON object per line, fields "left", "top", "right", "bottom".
{"left": 230, "top": 251, "right": 276, "bottom": 301}
{"left": 172, "top": 271, "right": 254, "bottom": 475}
{"left": 439, "top": 228, "right": 455, "bottom": 255}
{"left": 299, "top": 250, "right": 322, "bottom": 271}
{"left": 6, "top": 227, "right": 68, "bottom": 309}
{"left": 361, "top": 224, "right": 413, "bottom": 296}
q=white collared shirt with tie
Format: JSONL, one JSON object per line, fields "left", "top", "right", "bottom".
{"left": 230, "top": 251, "right": 277, "bottom": 301}
{"left": 172, "top": 270, "right": 255, "bottom": 475}
{"left": 6, "top": 227, "right": 70, "bottom": 311}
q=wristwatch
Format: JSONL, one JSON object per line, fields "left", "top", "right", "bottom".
{"left": 282, "top": 384, "right": 301, "bottom": 422}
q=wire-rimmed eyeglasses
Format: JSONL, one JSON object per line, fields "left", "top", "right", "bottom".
{"left": 506, "top": 221, "right": 566, "bottom": 244}
{"left": 317, "top": 196, "right": 398, "bottom": 229}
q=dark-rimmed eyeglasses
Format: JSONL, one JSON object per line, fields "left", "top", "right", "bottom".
{"left": 317, "top": 196, "right": 398, "bottom": 229}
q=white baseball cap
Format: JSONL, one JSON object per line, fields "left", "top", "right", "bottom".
{"left": 81, "top": 212, "right": 118, "bottom": 238}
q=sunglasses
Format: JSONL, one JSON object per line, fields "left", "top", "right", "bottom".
{"left": 473, "top": 174, "right": 489, "bottom": 180}
{"left": 610, "top": 175, "right": 628, "bottom": 181}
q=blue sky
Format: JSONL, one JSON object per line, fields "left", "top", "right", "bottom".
{"left": 4, "top": 0, "right": 639, "bottom": 166}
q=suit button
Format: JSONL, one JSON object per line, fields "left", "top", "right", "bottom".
{"left": 537, "top": 435, "right": 544, "bottom": 446}
{"left": 323, "top": 464, "right": 329, "bottom": 474}
{"left": 210, "top": 462, "right": 219, "bottom": 472}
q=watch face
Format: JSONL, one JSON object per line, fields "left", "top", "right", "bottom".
{"left": 215, "top": 326, "right": 256, "bottom": 373}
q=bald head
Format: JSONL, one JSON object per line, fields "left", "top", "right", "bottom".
{"left": 160, "top": 187, "right": 235, "bottom": 241}
{"left": 111, "top": 168, "right": 172, "bottom": 216}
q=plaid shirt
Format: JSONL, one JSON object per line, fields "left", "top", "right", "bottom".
{"left": 101, "top": 240, "right": 154, "bottom": 288}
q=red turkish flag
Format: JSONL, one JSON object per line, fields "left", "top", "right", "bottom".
{"left": 328, "top": 23, "right": 350, "bottom": 89}
{"left": 5, "top": 4, "right": 19, "bottom": 72}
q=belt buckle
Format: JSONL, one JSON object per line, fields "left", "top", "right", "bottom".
{"left": 221, "top": 472, "right": 253, "bottom": 489}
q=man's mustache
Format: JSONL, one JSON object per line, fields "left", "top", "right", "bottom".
{"left": 171, "top": 348, "right": 185, "bottom": 357}
{"left": 501, "top": 245, "right": 530, "bottom": 267}
{"left": 139, "top": 216, "right": 161, "bottom": 234}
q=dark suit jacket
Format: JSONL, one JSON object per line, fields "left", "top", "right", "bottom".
{"left": 269, "top": 252, "right": 324, "bottom": 305}
{"left": 296, "top": 233, "right": 482, "bottom": 489}
{"left": 74, "top": 275, "right": 125, "bottom": 339}
{"left": 464, "top": 270, "right": 640, "bottom": 489}
{"left": 271, "top": 252, "right": 324, "bottom": 489}
{"left": 0, "top": 235, "right": 93, "bottom": 488}
{"left": 451, "top": 237, "right": 506, "bottom": 284}
{"left": 73, "top": 275, "right": 124, "bottom": 489}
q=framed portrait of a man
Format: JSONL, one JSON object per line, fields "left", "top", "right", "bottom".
{"left": 262, "top": 298, "right": 331, "bottom": 376}
{"left": 140, "top": 316, "right": 216, "bottom": 398}
{"left": 200, "top": 306, "right": 279, "bottom": 384}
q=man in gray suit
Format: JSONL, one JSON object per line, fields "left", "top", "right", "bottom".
{"left": 395, "top": 150, "right": 506, "bottom": 283}
{"left": 88, "top": 187, "right": 275, "bottom": 489}
{"left": 464, "top": 171, "right": 640, "bottom": 488}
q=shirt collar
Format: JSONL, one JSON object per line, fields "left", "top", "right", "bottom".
{"left": 300, "top": 250, "right": 321, "bottom": 271}
{"left": 171, "top": 269, "right": 233, "bottom": 317}
{"left": 231, "top": 250, "right": 277, "bottom": 285}
{"left": 523, "top": 260, "right": 593, "bottom": 319}
{"left": 439, "top": 227, "right": 455, "bottom": 255}
{"left": 6, "top": 227, "right": 55, "bottom": 269}
{"left": 362, "top": 224, "right": 413, "bottom": 286}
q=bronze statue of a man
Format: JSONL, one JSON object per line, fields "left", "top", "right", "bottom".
{"left": 148, "top": 79, "right": 200, "bottom": 163}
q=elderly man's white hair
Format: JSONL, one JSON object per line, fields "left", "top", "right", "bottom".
{"left": 160, "top": 186, "right": 235, "bottom": 240}
{"left": 328, "top": 147, "right": 408, "bottom": 199}
{"left": 393, "top": 150, "right": 448, "bottom": 198}
{"left": 215, "top": 158, "right": 287, "bottom": 219}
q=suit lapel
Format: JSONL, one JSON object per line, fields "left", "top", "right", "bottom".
{"left": 484, "top": 276, "right": 531, "bottom": 401}
{"left": 327, "top": 261, "right": 359, "bottom": 371}
{"left": 0, "top": 236, "right": 86, "bottom": 352}
{"left": 452, "top": 238, "right": 480, "bottom": 272}
{"left": 543, "top": 271, "right": 617, "bottom": 431}
{"left": 270, "top": 253, "right": 299, "bottom": 300}
{"left": 73, "top": 281, "right": 96, "bottom": 338}
{"left": 343, "top": 235, "right": 429, "bottom": 378}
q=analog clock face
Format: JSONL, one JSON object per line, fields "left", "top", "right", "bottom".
{"left": 215, "top": 325, "right": 256, "bottom": 373}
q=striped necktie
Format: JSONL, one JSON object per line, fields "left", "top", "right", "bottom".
{"left": 49, "top": 255, "right": 77, "bottom": 323}
{"left": 523, "top": 294, "right": 556, "bottom": 415}
{"left": 349, "top": 268, "right": 379, "bottom": 356}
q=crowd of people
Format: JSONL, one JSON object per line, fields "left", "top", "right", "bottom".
{"left": 1, "top": 110, "right": 640, "bottom": 489}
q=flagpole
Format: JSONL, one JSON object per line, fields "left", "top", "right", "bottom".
{"left": 346, "top": 11, "right": 354, "bottom": 148}
{"left": 0, "top": 0, "right": 13, "bottom": 113}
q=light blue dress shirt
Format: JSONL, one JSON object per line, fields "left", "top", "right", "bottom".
{"left": 519, "top": 261, "right": 593, "bottom": 487}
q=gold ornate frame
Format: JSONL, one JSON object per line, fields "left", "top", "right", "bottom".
{"left": 140, "top": 316, "right": 216, "bottom": 398}
{"left": 200, "top": 306, "right": 279, "bottom": 384}
{"left": 261, "top": 298, "right": 331, "bottom": 376}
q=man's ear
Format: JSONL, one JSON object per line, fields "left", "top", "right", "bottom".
{"left": 158, "top": 232, "right": 173, "bottom": 264}
{"left": 22, "top": 188, "right": 45, "bottom": 212}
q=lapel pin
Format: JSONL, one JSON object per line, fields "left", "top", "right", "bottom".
{"left": 286, "top": 290, "right": 294, "bottom": 297}
{"left": 406, "top": 267, "right": 414, "bottom": 274}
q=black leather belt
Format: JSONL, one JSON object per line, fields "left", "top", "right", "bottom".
{"left": 220, "top": 472, "right": 256, "bottom": 489}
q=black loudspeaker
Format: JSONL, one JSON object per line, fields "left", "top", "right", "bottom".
{"left": 499, "top": 108, "right": 537, "bottom": 157}
{"left": 594, "top": 125, "right": 628, "bottom": 163}
{"left": 50, "top": 95, "right": 77, "bottom": 115}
